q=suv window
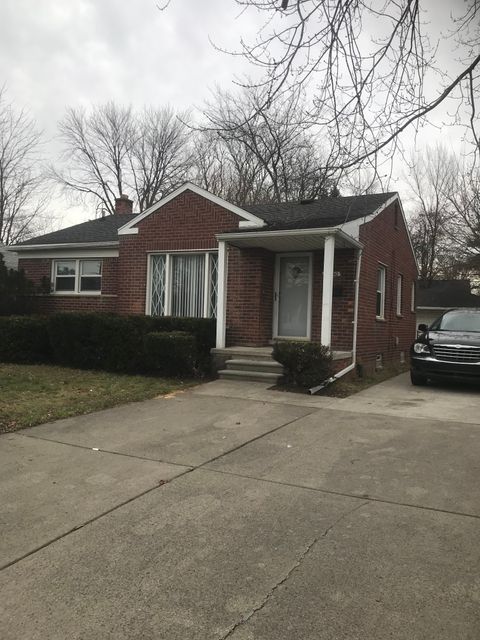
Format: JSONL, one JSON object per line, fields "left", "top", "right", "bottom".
{"left": 430, "top": 310, "right": 480, "bottom": 333}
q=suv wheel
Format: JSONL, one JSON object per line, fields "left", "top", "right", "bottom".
{"left": 410, "top": 370, "right": 427, "bottom": 386}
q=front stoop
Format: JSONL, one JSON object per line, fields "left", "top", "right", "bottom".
{"left": 214, "top": 348, "right": 284, "bottom": 384}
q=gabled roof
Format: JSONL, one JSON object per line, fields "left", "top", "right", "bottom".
{"left": 12, "top": 185, "right": 400, "bottom": 250}
{"left": 417, "top": 280, "right": 480, "bottom": 309}
{"left": 118, "top": 182, "right": 265, "bottom": 235}
{"left": 14, "top": 214, "right": 137, "bottom": 248}
{"left": 241, "top": 192, "right": 398, "bottom": 231}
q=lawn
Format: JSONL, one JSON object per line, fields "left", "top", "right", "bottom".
{"left": 0, "top": 363, "right": 193, "bottom": 434}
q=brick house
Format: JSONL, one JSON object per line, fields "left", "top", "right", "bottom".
{"left": 12, "top": 182, "right": 417, "bottom": 378}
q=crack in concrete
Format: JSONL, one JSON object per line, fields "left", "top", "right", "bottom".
{"left": 2, "top": 412, "right": 312, "bottom": 573}
{"left": 217, "top": 501, "right": 368, "bottom": 639}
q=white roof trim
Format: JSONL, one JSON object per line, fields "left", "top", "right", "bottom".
{"left": 340, "top": 194, "right": 398, "bottom": 239}
{"left": 341, "top": 193, "right": 418, "bottom": 272}
{"left": 217, "top": 226, "right": 363, "bottom": 249}
{"left": 11, "top": 241, "right": 119, "bottom": 252}
{"left": 118, "top": 182, "right": 266, "bottom": 235}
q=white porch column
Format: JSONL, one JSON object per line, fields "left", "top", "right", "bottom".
{"left": 216, "top": 240, "right": 228, "bottom": 348}
{"left": 321, "top": 234, "right": 335, "bottom": 348}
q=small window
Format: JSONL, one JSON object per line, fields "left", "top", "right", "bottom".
{"left": 376, "top": 266, "right": 386, "bottom": 319}
{"left": 55, "top": 261, "right": 76, "bottom": 292}
{"left": 80, "top": 260, "right": 102, "bottom": 292}
{"left": 411, "top": 282, "right": 415, "bottom": 312}
{"left": 53, "top": 259, "right": 102, "bottom": 294}
{"left": 396, "top": 274, "right": 403, "bottom": 316}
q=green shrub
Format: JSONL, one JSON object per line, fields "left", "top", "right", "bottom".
{"left": 0, "top": 315, "right": 51, "bottom": 363}
{"left": 273, "top": 340, "right": 333, "bottom": 389}
{"left": 47, "top": 313, "right": 156, "bottom": 372}
{"left": 143, "top": 331, "right": 196, "bottom": 376}
{"left": 0, "top": 311, "right": 215, "bottom": 376}
{"left": 149, "top": 316, "right": 215, "bottom": 371}
{"left": 0, "top": 254, "right": 35, "bottom": 316}
{"left": 46, "top": 313, "right": 215, "bottom": 374}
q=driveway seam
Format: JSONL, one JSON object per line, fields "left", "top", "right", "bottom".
{"left": 0, "top": 467, "right": 195, "bottom": 573}
{"left": 202, "top": 467, "right": 480, "bottom": 521}
{"left": 2, "top": 411, "right": 314, "bottom": 573}
{"left": 217, "top": 501, "right": 369, "bottom": 639}
{"left": 195, "top": 390, "right": 480, "bottom": 427}
{"left": 18, "top": 408, "right": 317, "bottom": 469}
{"left": 18, "top": 433, "right": 189, "bottom": 468}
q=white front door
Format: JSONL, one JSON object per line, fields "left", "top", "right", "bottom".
{"left": 274, "top": 253, "right": 312, "bottom": 339}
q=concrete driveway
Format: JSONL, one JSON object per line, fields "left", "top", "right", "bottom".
{"left": 1, "top": 375, "right": 479, "bottom": 639}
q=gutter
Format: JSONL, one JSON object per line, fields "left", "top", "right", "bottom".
{"left": 216, "top": 226, "right": 363, "bottom": 250}
{"left": 11, "top": 241, "right": 120, "bottom": 252}
{"left": 309, "top": 247, "right": 363, "bottom": 394}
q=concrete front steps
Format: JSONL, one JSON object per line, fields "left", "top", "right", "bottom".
{"left": 213, "top": 347, "right": 284, "bottom": 384}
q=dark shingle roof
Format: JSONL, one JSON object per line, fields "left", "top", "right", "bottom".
{"left": 17, "top": 214, "right": 137, "bottom": 246}
{"left": 417, "top": 280, "right": 480, "bottom": 308}
{"left": 242, "top": 192, "right": 397, "bottom": 230}
{"left": 17, "top": 191, "right": 397, "bottom": 247}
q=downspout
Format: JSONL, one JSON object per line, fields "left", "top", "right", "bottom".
{"left": 309, "top": 248, "right": 363, "bottom": 394}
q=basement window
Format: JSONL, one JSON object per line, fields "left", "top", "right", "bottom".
{"left": 53, "top": 259, "right": 102, "bottom": 294}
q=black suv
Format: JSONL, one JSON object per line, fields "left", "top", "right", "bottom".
{"left": 410, "top": 308, "right": 480, "bottom": 385}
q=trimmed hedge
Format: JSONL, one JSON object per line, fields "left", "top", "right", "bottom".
{"left": 273, "top": 340, "right": 333, "bottom": 389}
{"left": 144, "top": 331, "right": 197, "bottom": 376}
{"left": 0, "top": 316, "right": 51, "bottom": 363}
{"left": 0, "top": 312, "right": 215, "bottom": 376}
{"left": 0, "top": 254, "right": 35, "bottom": 316}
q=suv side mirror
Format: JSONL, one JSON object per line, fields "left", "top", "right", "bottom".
{"left": 418, "top": 323, "right": 428, "bottom": 333}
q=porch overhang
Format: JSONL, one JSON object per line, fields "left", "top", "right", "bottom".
{"left": 216, "top": 227, "right": 362, "bottom": 252}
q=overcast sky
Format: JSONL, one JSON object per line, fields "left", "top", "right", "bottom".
{"left": 0, "top": 0, "right": 473, "bottom": 229}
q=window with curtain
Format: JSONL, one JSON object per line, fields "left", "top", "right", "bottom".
{"left": 150, "top": 252, "right": 218, "bottom": 318}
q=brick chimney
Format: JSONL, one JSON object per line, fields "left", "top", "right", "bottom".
{"left": 115, "top": 194, "right": 133, "bottom": 215}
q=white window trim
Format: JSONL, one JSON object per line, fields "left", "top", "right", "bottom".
{"left": 51, "top": 259, "right": 102, "bottom": 296}
{"left": 146, "top": 250, "right": 218, "bottom": 318}
{"left": 396, "top": 274, "right": 403, "bottom": 316}
{"left": 411, "top": 282, "right": 416, "bottom": 312}
{"left": 376, "top": 265, "right": 386, "bottom": 319}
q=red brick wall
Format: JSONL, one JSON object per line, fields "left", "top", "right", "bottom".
{"left": 18, "top": 257, "right": 119, "bottom": 313}
{"left": 116, "top": 190, "right": 241, "bottom": 314}
{"left": 356, "top": 201, "right": 417, "bottom": 370}
{"left": 226, "top": 247, "right": 274, "bottom": 346}
{"left": 310, "top": 249, "right": 357, "bottom": 351}
{"left": 16, "top": 193, "right": 416, "bottom": 365}
{"left": 30, "top": 295, "right": 117, "bottom": 313}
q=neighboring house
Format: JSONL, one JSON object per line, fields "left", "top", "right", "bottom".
{"left": 0, "top": 243, "right": 19, "bottom": 271}
{"left": 416, "top": 280, "right": 480, "bottom": 327}
{"left": 11, "top": 182, "right": 417, "bottom": 376}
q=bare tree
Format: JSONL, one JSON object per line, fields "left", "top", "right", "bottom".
{"left": 54, "top": 103, "right": 191, "bottom": 215}
{"left": 444, "top": 162, "right": 480, "bottom": 275}
{"left": 191, "top": 130, "right": 270, "bottom": 204}
{"left": 201, "top": 86, "right": 338, "bottom": 203}
{"left": 54, "top": 103, "right": 134, "bottom": 216}
{"left": 0, "top": 89, "right": 47, "bottom": 244}
{"left": 406, "top": 145, "right": 456, "bottom": 282}
{"left": 210, "top": 1, "right": 480, "bottom": 168}
{"left": 129, "top": 106, "right": 192, "bottom": 211}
